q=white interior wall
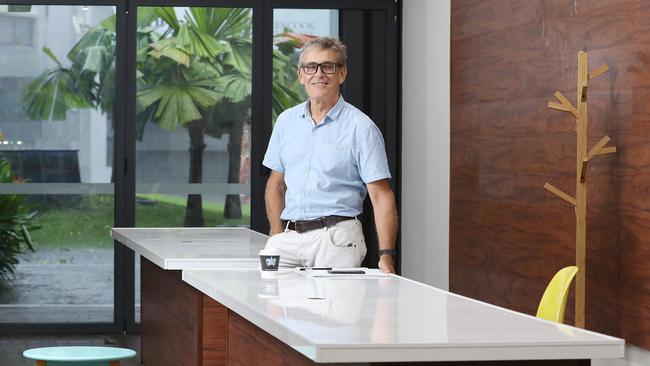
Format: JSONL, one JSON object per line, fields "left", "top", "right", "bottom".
{"left": 401, "top": 0, "right": 450, "bottom": 290}
{"left": 400, "top": 0, "right": 646, "bottom": 363}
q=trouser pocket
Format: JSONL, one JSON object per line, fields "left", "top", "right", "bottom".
{"left": 327, "top": 220, "right": 363, "bottom": 247}
{"left": 325, "top": 220, "right": 367, "bottom": 265}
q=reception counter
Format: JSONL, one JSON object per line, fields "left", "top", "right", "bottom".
{"left": 112, "top": 227, "right": 624, "bottom": 365}
{"left": 184, "top": 269, "right": 623, "bottom": 365}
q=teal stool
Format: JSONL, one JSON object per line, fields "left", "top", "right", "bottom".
{"left": 23, "top": 346, "right": 136, "bottom": 366}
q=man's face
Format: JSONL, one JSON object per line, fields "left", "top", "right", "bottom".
{"left": 298, "top": 48, "right": 347, "bottom": 101}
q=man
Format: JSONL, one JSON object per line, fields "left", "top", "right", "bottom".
{"left": 263, "top": 37, "right": 397, "bottom": 274}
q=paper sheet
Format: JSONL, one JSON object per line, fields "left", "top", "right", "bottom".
{"left": 295, "top": 267, "right": 391, "bottom": 278}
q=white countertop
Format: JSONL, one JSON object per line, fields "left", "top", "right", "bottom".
{"left": 183, "top": 269, "right": 624, "bottom": 363}
{"left": 111, "top": 227, "right": 267, "bottom": 270}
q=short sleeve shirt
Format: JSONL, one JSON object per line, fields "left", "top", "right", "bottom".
{"left": 263, "top": 96, "right": 391, "bottom": 221}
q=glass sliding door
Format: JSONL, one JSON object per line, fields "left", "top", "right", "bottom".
{"left": 132, "top": 5, "right": 253, "bottom": 322}
{"left": 0, "top": 4, "right": 118, "bottom": 324}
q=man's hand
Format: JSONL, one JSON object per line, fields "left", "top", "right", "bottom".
{"left": 378, "top": 255, "right": 395, "bottom": 274}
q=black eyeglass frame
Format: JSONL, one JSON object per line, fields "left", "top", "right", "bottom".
{"left": 299, "top": 62, "right": 344, "bottom": 75}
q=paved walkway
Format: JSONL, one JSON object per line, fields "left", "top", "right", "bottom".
{"left": 0, "top": 248, "right": 140, "bottom": 323}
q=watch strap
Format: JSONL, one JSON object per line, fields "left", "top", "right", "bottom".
{"left": 378, "top": 248, "right": 396, "bottom": 259}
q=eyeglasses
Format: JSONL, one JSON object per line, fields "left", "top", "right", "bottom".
{"left": 300, "top": 62, "right": 343, "bottom": 75}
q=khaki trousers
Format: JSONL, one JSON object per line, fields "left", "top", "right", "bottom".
{"left": 265, "top": 218, "right": 367, "bottom": 268}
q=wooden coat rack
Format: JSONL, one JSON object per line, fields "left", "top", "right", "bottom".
{"left": 544, "top": 50, "right": 615, "bottom": 328}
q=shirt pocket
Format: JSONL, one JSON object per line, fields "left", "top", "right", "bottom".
{"left": 319, "top": 139, "right": 352, "bottom": 174}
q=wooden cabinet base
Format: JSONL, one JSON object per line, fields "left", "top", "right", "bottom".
{"left": 141, "top": 258, "right": 227, "bottom": 366}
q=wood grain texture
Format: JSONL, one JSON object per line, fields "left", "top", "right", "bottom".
{"left": 227, "top": 310, "right": 317, "bottom": 366}
{"left": 141, "top": 258, "right": 201, "bottom": 366}
{"left": 451, "top": 0, "right": 650, "bottom": 348}
{"left": 201, "top": 295, "right": 228, "bottom": 366}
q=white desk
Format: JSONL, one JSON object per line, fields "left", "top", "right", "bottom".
{"left": 112, "top": 227, "right": 267, "bottom": 269}
{"left": 111, "top": 227, "right": 268, "bottom": 366}
{"left": 112, "top": 227, "right": 624, "bottom": 366}
{"left": 183, "top": 269, "right": 624, "bottom": 364}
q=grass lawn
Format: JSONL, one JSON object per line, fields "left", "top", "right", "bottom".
{"left": 30, "top": 195, "right": 250, "bottom": 249}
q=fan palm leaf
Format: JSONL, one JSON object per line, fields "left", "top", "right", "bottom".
{"left": 22, "top": 49, "right": 90, "bottom": 121}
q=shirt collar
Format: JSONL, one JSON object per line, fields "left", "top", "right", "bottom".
{"left": 304, "top": 95, "right": 346, "bottom": 124}
{"left": 327, "top": 95, "right": 346, "bottom": 120}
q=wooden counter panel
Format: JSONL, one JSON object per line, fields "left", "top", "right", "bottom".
{"left": 141, "top": 258, "right": 201, "bottom": 366}
{"left": 228, "top": 310, "right": 315, "bottom": 366}
{"left": 202, "top": 295, "right": 228, "bottom": 365}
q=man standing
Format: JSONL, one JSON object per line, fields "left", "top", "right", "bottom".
{"left": 263, "top": 37, "right": 397, "bottom": 274}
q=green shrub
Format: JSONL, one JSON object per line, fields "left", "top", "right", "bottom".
{"left": 0, "top": 159, "right": 40, "bottom": 280}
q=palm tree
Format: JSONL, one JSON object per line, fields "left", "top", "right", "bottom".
{"left": 22, "top": 7, "right": 303, "bottom": 226}
{"left": 23, "top": 15, "right": 116, "bottom": 121}
{"left": 137, "top": 8, "right": 256, "bottom": 226}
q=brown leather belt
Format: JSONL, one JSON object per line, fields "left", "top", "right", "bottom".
{"left": 283, "top": 215, "right": 355, "bottom": 234}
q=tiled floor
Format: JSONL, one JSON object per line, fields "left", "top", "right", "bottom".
{"left": 0, "top": 334, "right": 140, "bottom": 366}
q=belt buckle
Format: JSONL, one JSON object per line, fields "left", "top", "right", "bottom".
{"left": 294, "top": 220, "right": 304, "bottom": 233}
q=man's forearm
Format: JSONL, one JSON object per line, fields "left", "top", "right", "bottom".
{"left": 265, "top": 177, "right": 286, "bottom": 235}
{"left": 372, "top": 189, "right": 398, "bottom": 251}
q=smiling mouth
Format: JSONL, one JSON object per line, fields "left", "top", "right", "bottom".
{"left": 311, "top": 81, "right": 329, "bottom": 86}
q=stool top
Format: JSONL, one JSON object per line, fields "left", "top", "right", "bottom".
{"left": 23, "top": 346, "right": 136, "bottom": 361}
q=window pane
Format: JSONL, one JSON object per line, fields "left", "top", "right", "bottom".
{"left": 0, "top": 16, "right": 12, "bottom": 44}
{"left": 272, "top": 9, "right": 339, "bottom": 123}
{"left": 13, "top": 17, "right": 32, "bottom": 46}
{"left": 0, "top": 5, "right": 116, "bottom": 323}
{"left": 133, "top": 6, "right": 253, "bottom": 323}
{"left": 135, "top": 6, "right": 252, "bottom": 229}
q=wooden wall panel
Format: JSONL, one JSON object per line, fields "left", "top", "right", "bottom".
{"left": 451, "top": 0, "right": 650, "bottom": 349}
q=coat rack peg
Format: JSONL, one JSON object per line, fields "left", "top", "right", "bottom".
{"left": 587, "top": 136, "right": 611, "bottom": 160}
{"left": 548, "top": 101, "right": 574, "bottom": 115}
{"left": 595, "top": 146, "right": 617, "bottom": 156}
{"left": 589, "top": 65, "right": 609, "bottom": 80}
{"left": 544, "top": 183, "right": 577, "bottom": 206}
{"left": 553, "top": 91, "right": 578, "bottom": 117}
{"left": 580, "top": 158, "right": 588, "bottom": 183}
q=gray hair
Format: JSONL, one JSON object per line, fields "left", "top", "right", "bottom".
{"left": 298, "top": 37, "right": 347, "bottom": 66}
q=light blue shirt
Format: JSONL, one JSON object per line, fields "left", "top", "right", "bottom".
{"left": 263, "top": 96, "right": 391, "bottom": 221}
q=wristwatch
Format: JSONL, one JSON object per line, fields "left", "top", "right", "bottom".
{"left": 378, "top": 248, "right": 396, "bottom": 259}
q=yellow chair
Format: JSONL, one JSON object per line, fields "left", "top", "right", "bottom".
{"left": 536, "top": 266, "right": 579, "bottom": 323}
